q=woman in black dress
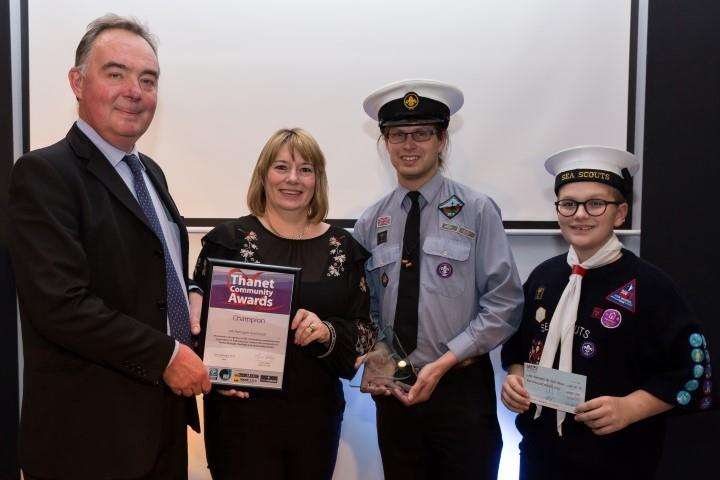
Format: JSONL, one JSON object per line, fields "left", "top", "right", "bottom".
{"left": 190, "top": 128, "right": 377, "bottom": 480}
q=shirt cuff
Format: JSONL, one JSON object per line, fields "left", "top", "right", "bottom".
{"left": 187, "top": 284, "right": 204, "bottom": 295}
{"left": 167, "top": 340, "right": 181, "bottom": 368}
{"left": 317, "top": 321, "right": 337, "bottom": 359}
{"left": 446, "top": 331, "right": 478, "bottom": 363}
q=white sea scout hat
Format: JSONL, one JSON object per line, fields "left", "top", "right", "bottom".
{"left": 545, "top": 145, "right": 640, "bottom": 196}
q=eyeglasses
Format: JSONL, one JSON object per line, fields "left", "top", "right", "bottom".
{"left": 555, "top": 199, "right": 624, "bottom": 217}
{"left": 385, "top": 129, "right": 437, "bottom": 144}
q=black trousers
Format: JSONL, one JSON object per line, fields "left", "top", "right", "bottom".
{"left": 24, "top": 388, "right": 188, "bottom": 480}
{"left": 138, "top": 389, "right": 189, "bottom": 480}
{"left": 519, "top": 446, "right": 660, "bottom": 480}
{"left": 374, "top": 357, "right": 503, "bottom": 480}
{"left": 204, "top": 394, "right": 342, "bottom": 480}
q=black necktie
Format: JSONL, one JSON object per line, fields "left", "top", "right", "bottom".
{"left": 393, "top": 191, "right": 421, "bottom": 356}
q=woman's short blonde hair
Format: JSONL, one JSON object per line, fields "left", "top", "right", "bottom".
{"left": 247, "top": 128, "right": 329, "bottom": 223}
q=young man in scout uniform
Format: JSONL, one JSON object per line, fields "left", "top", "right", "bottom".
{"left": 354, "top": 79, "right": 524, "bottom": 480}
{"left": 500, "top": 146, "right": 713, "bottom": 479}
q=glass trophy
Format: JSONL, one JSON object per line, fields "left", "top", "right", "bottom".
{"left": 352, "top": 326, "right": 416, "bottom": 392}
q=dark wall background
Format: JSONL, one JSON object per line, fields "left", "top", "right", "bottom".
{"left": 643, "top": 1, "right": 720, "bottom": 477}
{"left": 0, "top": 0, "right": 20, "bottom": 477}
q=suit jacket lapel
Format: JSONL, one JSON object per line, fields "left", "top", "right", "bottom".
{"left": 67, "top": 124, "right": 155, "bottom": 233}
{"left": 142, "top": 157, "right": 190, "bottom": 275}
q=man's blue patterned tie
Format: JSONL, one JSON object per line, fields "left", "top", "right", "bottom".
{"left": 124, "top": 154, "right": 191, "bottom": 345}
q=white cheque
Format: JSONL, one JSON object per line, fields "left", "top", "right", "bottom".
{"left": 523, "top": 363, "right": 587, "bottom": 414}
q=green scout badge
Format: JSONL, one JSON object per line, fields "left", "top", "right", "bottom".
{"left": 438, "top": 195, "right": 464, "bottom": 219}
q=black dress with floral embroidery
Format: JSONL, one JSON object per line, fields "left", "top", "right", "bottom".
{"left": 194, "top": 216, "right": 376, "bottom": 479}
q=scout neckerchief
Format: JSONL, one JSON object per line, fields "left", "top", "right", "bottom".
{"left": 534, "top": 234, "right": 623, "bottom": 435}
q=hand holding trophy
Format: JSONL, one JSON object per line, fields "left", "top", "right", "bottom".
{"left": 357, "top": 329, "right": 416, "bottom": 395}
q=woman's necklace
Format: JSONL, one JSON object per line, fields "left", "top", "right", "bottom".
{"left": 264, "top": 215, "right": 310, "bottom": 240}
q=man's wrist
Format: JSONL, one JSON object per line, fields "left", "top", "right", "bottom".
{"left": 166, "top": 340, "right": 181, "bottom": 369}
{"left": 433, "top": 351, "right": 459, "bottom": 374}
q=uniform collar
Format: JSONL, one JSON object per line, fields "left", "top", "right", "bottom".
{"left": 396, "top": 172, "right": 444, "bottom": 208}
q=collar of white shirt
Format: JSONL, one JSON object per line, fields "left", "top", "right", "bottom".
{"left": 75, "top": 119, "right": 142, "bottom": 171}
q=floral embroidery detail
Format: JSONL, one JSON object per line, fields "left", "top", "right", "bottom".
{"left": 327, "top": 236, "right": 346, "bottom": 277}
{"left": 359, "top": 275, "right": 367, "bottom": 293}
{"left": 355, "top": 320, "right": 378, "bottom": 354}
{"left": 240, "top": 231, "right": 260, "bottom": 263}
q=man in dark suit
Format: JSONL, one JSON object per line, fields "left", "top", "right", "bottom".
{"left": 7, "top": 14, "right": 210, "bottom": 479}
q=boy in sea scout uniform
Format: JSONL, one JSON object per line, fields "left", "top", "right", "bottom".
{"left": 501, "top": 146, "right": 713, "bottom": 479}
{"left": 353, "top": 79, "right": 524, "bottom": 480}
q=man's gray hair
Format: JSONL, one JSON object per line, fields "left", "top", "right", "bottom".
{"left": 74, "top": 14, "right": 158, "bottom": 70}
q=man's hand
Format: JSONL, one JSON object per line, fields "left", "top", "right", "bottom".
{"left": 189, "top": 291, "right": 202, "bottom": 336}
{"left": 394, "top": 351, "right": 458, "bottom": 406}
{"left": 354, "top": 354, "right": 367, "bottom": 370}
{"left": 162, "top": 344, "right": 211, "bottom": 396}
{"left": 359, "top": 344, "right": 397, "bottom": 396}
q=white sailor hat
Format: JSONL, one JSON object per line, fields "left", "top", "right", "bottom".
{"left": 363, "top": 79, "right": 464, "bottom": 129}
{"left": 545, "top": 145, "right": 640, "bottom": 196}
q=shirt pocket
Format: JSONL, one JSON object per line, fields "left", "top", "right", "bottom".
{"left": 367, "top": 243, "right": 401, "bottom": 271}
{"left": 421, "top": 236, "right": 471, "bottom": 298}
{"left": 366, "top": 243, "right": 400, "bottom": 293}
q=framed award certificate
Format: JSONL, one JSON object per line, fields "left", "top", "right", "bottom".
{"left": 198, "top": 258, "right": 301, "bottom": 391}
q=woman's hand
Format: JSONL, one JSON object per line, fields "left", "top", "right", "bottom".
{"left": 189, "top": 291, "right": 203, "bottom": 336}
{"left": 501, "top": 372, "right": 531, "bottom": 413}
{"left": 291, "top": 309, "right": 330, "bottom": 346}
{"left": 217, "top": 389, "right": 251, "bottom": 399}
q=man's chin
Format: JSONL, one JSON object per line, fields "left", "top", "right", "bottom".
{"left": 114, "top": 125, "right": 149, "bottom": 141}
{"left": 398, "top": 168, "right": 434, "bottom": 182}
{"left": 101, "top": 130, "right": 144, "bottom": 151}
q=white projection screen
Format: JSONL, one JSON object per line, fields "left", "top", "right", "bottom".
{"left": 28, "top": 0, "right": 633, "bottom": 224}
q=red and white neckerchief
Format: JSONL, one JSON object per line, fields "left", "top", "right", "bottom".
{"left": 534, "top": 234, "right": 623, "bottom": 435}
